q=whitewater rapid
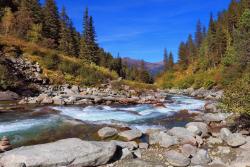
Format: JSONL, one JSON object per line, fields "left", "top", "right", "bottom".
{"left": 0, "top": 95, "right": 205, "bottom": 135}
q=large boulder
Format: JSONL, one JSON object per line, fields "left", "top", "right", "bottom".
{"left": 0, "top": 91, "right": 19, "bottom": 101}
{"left": 165, "top": 150, "right": 190, "bottom": 167}
{"left": 98, "top": 127, "right": 118, "bottom": 138}
{"left": 181, "top": 144, "right": 197, "bottom": 158}
{"left": 0, "top": 138, "right": 117, "bottom": 167}
{"left": 111, "top": 140, "right": 138, "bottom": 150}
{"left": 158, "top": 132, "right": 179, "bottom": 148}
{"left": 118, "top": 129, "right": 142, "bottom": 141}
{"left": 202, "top": 113, "right": 230, "bottom": 123}
{"left": 185, "top": 122, "right": 208, "bottom": 137}
{"left": 167, "top": 127, "right": 196, "bottom": 145}
{"left": 226, "top": 133, "right": 246, "bottom": 147}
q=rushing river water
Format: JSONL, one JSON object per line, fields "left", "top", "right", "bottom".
{"left": 0, "top": 95, "right": 205, "bottom": 147}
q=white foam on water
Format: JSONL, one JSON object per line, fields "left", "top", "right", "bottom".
{"left": 0, "top": 118, "right": 56, "bottom": 134}
{"left": 53, "top": 96, "right": 205, "bottom": 125}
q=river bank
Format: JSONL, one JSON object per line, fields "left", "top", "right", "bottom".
{"left": 0, "top": 86, "right": 248, "bottom": 167}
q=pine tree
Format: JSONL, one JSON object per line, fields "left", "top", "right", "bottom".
{"left": 42, "top": 0, "right": 60, "bottom": 47}
{"left": 207, "top": 14, "right": 217, "bottom": 67}
{"left": 168, "top": 52, "right": 174, "bottom": 70}
{"left": 163, "top": 48, "right": 168, "bottom": 71}
{"left": 178, "top": 42, "right": 188, "bottom": 70}
{"left": 59, "top": 7, "right": 75, "bottom": 55}
{"left": 19, "top": 0, "right": 42, "bottom": 24}
{"left": 80, "top": 8, "right": 99, "bottom": 63}
{"left": 186, "top": 34, "right": 196, "bottom": 63}
{"left": 14, "top": 0, "right": 34, "bottom": 38}
{"left": 195, "top": 20, "right": 203, "bottom": 48}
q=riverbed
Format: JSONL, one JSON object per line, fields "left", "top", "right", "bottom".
{"left": 0, "top": 95, "right": 205, "bottom": 147}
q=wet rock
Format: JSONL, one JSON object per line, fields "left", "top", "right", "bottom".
{"left": 226, "top": 133, "right": 246, "bottom": 147}
{"left": 0, "top": 136, "right": 12, "bottom": 152}
{"left": 0, "top": 138, "right": 117, "bottom": 167}
{"left": 191, "top": 149, "right": 211, "bottom": 165}
{"left": 0, "top": 91, "right": 19, "bottom": 101}
{"left": 36, "top": 93, "right": 48, "bottom": 103}
{"left": 71, "top": 85, "right": 79, "bottom": 94}
{"left": 204, "top": 102, "right": 218, "bottom": 112}
{"left": 186, "top": 122, "right": 208, "bottom": 137}
{"left": 219, "top": 128, "right": 232, "bottom": 141}
{"left": 165, "top": 150, "right": 190, "bottom": 167}
{"left": 98, "top": 127, "right": 118, "bottom": 138}
{"left": 118, "top": 129, "right": 142, "bottom": 141}
{"left": 181, "top": 144, "right": 197, "bottom": 158}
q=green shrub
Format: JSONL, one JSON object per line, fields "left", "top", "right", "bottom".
{"left": 221, "top": 74, "right": 250, "bottom": 114}
{"left": 43, "top": 53, "right": 60, "bottom": 70}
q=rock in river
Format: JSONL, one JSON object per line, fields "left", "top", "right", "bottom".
{"left": 98, "top": 127, "right": 118, "bottom": 138}
{"left": 0, "top": 138, "right": 117, "bottom": 167}
{"left": 0, "top": 91, "right": 19, "bottom": 101}
{"left": 118, "top": 129, "right": 142, "bottom": 141}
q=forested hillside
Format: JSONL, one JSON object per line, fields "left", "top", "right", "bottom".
{"left": 156, "top": 0, "right": 249, "bottom": 113}
{"left": 0, "top": 0, "right": 153, "bottom": 91}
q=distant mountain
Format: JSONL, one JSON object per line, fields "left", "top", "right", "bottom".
{"left": 122, "top": 57, "right": 164, "bottom": 76}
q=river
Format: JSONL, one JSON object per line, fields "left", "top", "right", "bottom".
{"left": 0, "top": 95, "right": 205, "bottom": 148}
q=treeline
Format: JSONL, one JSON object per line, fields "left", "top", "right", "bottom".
{"left": 176, "top": 0, "right": 249, "bottom": 84}
{"left": 158, "top": 0, "right": 249, "bottom": 114}
{"left": 0, "top": 0, "right": 153, "bottom": 84}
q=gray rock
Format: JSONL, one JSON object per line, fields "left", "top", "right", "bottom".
{"left": 226, "top": 133, "right": 246, "bottom": 147}
{"left": 139, "top": 143, "right": 149, "bottom": 149}
{"left": 119, "top": 129, "right": 142, "bottom": 141}
{"left": 186, "top": 122, "right": 208, "bottom": 137}
{"left": 167, "top": 127, "right": 196, "bottom": 145}
{"left": 0, "top": 138, "right": 116, "bottom": 167}
{"left": 41, "top": 96, "right": 53, "bottom": 104}
{"left": 121, "top": 159, "right": 165, "bottom": 167}
{"left": 148, "top": 130, "right": 162, "bottom": 145}
{"left": 204, "top": 102, "right": 218, "bottom": 112}
{"left": 181, "top": 144, "right": 197, "bottom": 158}
{"left": 240, "top": 136, "right": 250, "bottom": 150}
{"left": 158, "top": 132, "right": 179, "bottom": 148}
{"left": 191, "top": 149, "right": 211, "bottom": 165}
{"left": 71, "top": 85, "right": 79, "bottom": 94}
{"left": 120, "top": 148, "right": 134, "bottom": 160}
{"left": 202, "top": 113, "right": 229, "bottom": 123}
{"left": 111, "top": 140, "right": 138, "bottom": 150}
{"left": 52, "top": 96, "right": 65, "bottom": 105}
{"left": 165, "top": 150, "right": 190, "bottom": 167}
{"left": 0, "top": 91, "right": 19, "bottom": 101}
{"left": 220, "top": 128, "right": 232, "bottom": 141}
{"left": 133, "top": 149, "right": 142, "bottom": 158}
{"left": 98, "top": 127, "right": 118, "bottom": 138}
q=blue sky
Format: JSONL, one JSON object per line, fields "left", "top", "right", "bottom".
{"left": 41, "top": 0, "right": 231, "bottom": 62}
